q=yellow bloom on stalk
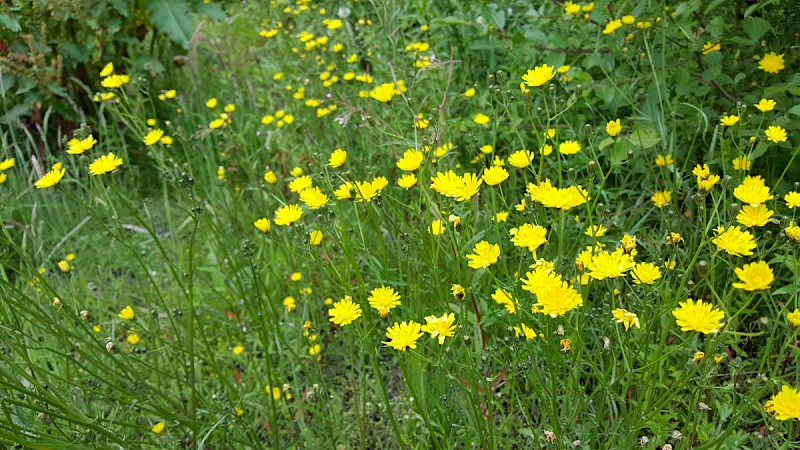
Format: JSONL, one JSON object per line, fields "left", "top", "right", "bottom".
{"left": 328, "top": 296, "right": 362, "bottom": 326}
{"left": 288, "top": 175, "right": 313, "bottom": 193}
{"left": 585, "top": 224, "right": 606, "bottom": 238}
{"left": 254, "top": 218, "right": 271, "bottom": 233}
{"left": 283, "top": 296, "right": 296, "bottom": 312}
{"left": 712, "top": 226, "right": 757, "bottom": 256}
{"left": 151, "top": 422, "right": 165, "bottom": 434}
{"left": 421, "top": 313, "right": 456, "bottom": 345}
{"left": 383, "top": 321, "right": 423, "bottom": 351}
{"left": 464, "top": 88, "right": 476, "bottom": 97}
{"left": 99, "top": 62, "right": 114, "bottom": 77}
{"left": 514, "top": 323, "right": 538, "bottom": 340}
{"left": 274, "top": 204, "right": 303, "bottom": 226}
{"left": 205, "top": 98, "right": 218, "bottom": 108}
{"left": 89, "top": 152, "right": 124, "bottom": 175}
{"left": 118, "top": 305, "right": 135, "bottom": 321}
{"left": 702, "top": 42, "right": 721, "bottom": 55}
{"left": 522, "top": 266, "right": 583, "bottom": 317}
{"left": 564, "top": 1, "right": 581, "bottom": 14}
{"left": 100, "top": 74, "right": 130, "bottom": 88}
{"left": 263, "top": 170, "right": 277, "bottom": 184}
{"left": 788, "top": 309, "right": 800, "bottom": 327}
{"left": 765, "top": 125, "right": 788, "bottom": 144}
{"left": 603, "top": 19, "right": 623, "bottom": 34}
{"left": 521, "top": 64, "right": 555, "bottom": 87}
{"left": 693, "top": 164, "right": 720, "bottom": 191}
{"left": 473, "top": 113, "right": 491, "bottom": 125}
{"left": 672, "top": 299, "right": 725, "bottom": 334}
{"left": 651, "top": 191, "right": 671, "bottom": 208}
{"left": 0, "top": 158, "right": 14, "bottom": 170}
{"left": 510, "top": 223, "right": 548, "bottom": 254}
{"left": 368, "top": 286, "right": 401, "bottom": 318}
{"left": 299, "top": 187, "right": 329, "bottom": 209}
{"left": 35, "top": 164, "right": 66, "bottom": 189}
{"left": 466, "top": 241, "right": 501, "bottom": 269}
{"left": 481, "top": 166, "right": 509, "bottom": 186}
{"left": 766, "top": 386, "right": 800, "bottom": 420}
{"left": 736, "top": 204, "right": 773, "bottom": 227}
{"left": 758, "top": 51, "right": 785, "bottom": 74}
{"left": 397, "top": 149, "right": 424, "bottom": 171}
{"left": 398, "top": 173, "right": 417, "bottom": 189}
{"left": 369, "top": 83, "right": 397, "bottom": 102}
{"left": 755, "top": 98, "right": 776, "bottom": 112}
{"left": 429, "top": 171, "right": 482, "bottom": 201}
{"left": 732, "top": 261, "right": 773, "bottom": 291}
{"left": 309, "top": 230, "right": 323, "bottom": 246}
{"left": 786, "top": 223, "right": 800, "bottom": 242}
{"left": 612, "top": 309, "right": 640, "bottom": 331}
{"left": 734, "top": 175, "right": 773, "bottom": 206}
{"left": 527, "top": 179, "right": 588, "bottom": 210}
{"left": 630, "top": 262, "right": 661, "bottom": 284}
{"left": 784, "top": 192, "right": 800, "bottom": 208}
{"left": 67, "top": 136, "right": 97, "bottom": 155}
{"left": 655, "top": 154, "right": 673, "bottom": 167}
{"left": 605, "top": 119, "right": 622, "bottom": 137}
{"left": 492, "top": 288, "right": 518, "bottom": 314}
{"left": 587, "top": 248, "right": 635, "bottom": 280}
{"left": 143, "top": 129, "right": 164, "bottom": 146}
{"left": 558, "top": 140, "right": 581, "bottom": 155}
{"left": 720, "top": 115, "right": 740, "bottom": 126}
{"left": 494, "top": 211, "right": 509, "bottom": 222}
{"left": 732, "top": 155, "right": 752, "bottom": 171}
{"left": 328, "top": 148, "right": 347, "bottom": 168}
{"left": 508, "top": 150, "right": 534, "bottom": 168}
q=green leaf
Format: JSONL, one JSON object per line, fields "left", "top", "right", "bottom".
{"left": 0, "top": 13, "right": 20, "bottom": 32}
{"left": 742, "top": 17, "right": 772, "bottom": 41}
{"left": 771, "top": 284, "right": 798, "bottom": 296}
{"left": 787, "top": 105, "right": 800, "bottom": 117}
{"left": 147, "top": 0, "right": 193, "bottom": 49}
{"left": 108, "top": 0, "right": 130, "bottom": 17}
{"left": 196, "top": 3, "right": 226, "bottom": 20}
{"left": 628, "top": 126, "right": 661, "bottom": 149}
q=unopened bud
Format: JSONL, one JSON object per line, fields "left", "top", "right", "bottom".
{"left": 495, "top": 70, "right": 507, "bottom": 85}
{"left": 575, "top": 84, "right": 583, "bottom": 97}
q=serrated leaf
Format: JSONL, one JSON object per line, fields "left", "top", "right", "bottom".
{"left": 0, "top": 13, "right": 21, "bottom": 32}
{"left": 147, "top": 0, "right": 193, "bottom": 49}
{"left": 628, "top": 126, "right": 661, "bottom": 149}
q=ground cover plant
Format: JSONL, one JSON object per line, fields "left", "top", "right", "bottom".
{"left": 1, "top": 0, "right": 799, "bottom": 448}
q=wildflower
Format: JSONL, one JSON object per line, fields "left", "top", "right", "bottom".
{"left": 755, "top": 98, "right": 776, "bottom": 112}
{"left": 734, "top": 175, "right": 773, "bottom": 206}
{"left": 732, "top": 261, "right": 774, "bottom": 291}
{"left": 585, "top": 224, "right": 607, "bottom": 238}
{"left": 564, "top": 2, "right": 581, "bottom": 14}
{"left": 99, "top": 62, "right": 114, "bottom": 77}
{"left": 712, "top": 226, "right": 756, "bottom": 256}
{"left": 253, "top": 218, "right": 271, "bottom": 234}
{"left": 89, "top": 152, "right": 124, "bottom": 176}
{"left": 473, "top": 113, "right": 491, "bottom": 125}
{"left": 421, "top": 313, "right": 456, "bottom": 344}
{"left": 369, "top": 83, "right": 397, "bottom": 102}
{"left": 606, "top": 119, "right": 622, "bottom": 137}
{"left": 720, "top": 115, "right": 740, "bottom": 127}
{"left": 492, "top": 288, "right": 517, "bottom": 314}
{"left": 788, "top": 309, "right": 800, "bottom": 327}
{"left": 693, "top": 164, "right": 720, "bottom": 191}
{"left": 758, "top": 51, "right": 785, "bottom": 74}
{"left": 299, "top": 187, "right": 329, "bottom": 209}
{"left": 672, "top": 299, "right": 724, "bottom": 334}
{"left": 289, "top": 175, "right": 313, "bottom": 193}
{"left": 651, "top": 191, "right": 671, "bottom": 208}
{"left": 309, "top": 230, "right": 323, "bottom": 246}
{"left": 466, "top": 241, "right": 501, "bottom": 269}
{"left": 560, "top": 339, "right": 572, "bottom": 352}
{"left": 702, "top": 42, "right": 721, "bottom": 54}
{"left": 383, "top": 321, "right": 423, "bottom": 351}
{"left": 510, "top": 223, "right": 548, "bottom": 254}
{"left": 508, "top": 150, "right": 534, "bottom": 168}
{"left": 693, "top": 351, "right": 705, "bottom": 361}
{"left": 274, "top": 204, "right": 303, "bottom": 226}
{"left": 290, "top": 167, "right": 303, "bottom": 177}
{"left": 451, "top": 284, "right": 465, "bottom": 298}
{"left": 588, "top": 248, "right": 635, "bottom": 280}
{"left": 368, "top": 286, "right": 401, "bottom": 318}
{"left": 67, "top": 136, "right": 97, "bottom": 155}
{"left": 290, "top": 272, "right": 302, "bottom": 282}
{"left": 100, "top": 74, "right": 130, "bottom": 88}
{"left": 621, "top": 235, "right": 637, "bottom": 252}
{"left": 621, "top": 15, "right": 635, "bottom": 24}
{"left": 603, "top": 19, "right": 623, "bottom": 34}
{"left": 612, "top": 309, "right": 640, "bottom": 331}
{"left": 480, "top": 145, "right": 494, "bottom": 154}
{"left": 398, "top": 173, "right": 417, "bottom": 189}
{"left": 521, "top": 64, "right": 555, "bottom": 87}
{"left": 523, "top": 267, "right": 583, "bottom": 317}
{"left": 464, "top": 88, "right": 476, "bottom": 97}
{"left": 481, "top": 166, "right": 509, "bottom": 186}
{"left": 151, "top": 422, "right": 165, "bottom": 433}
{"left": 205, "top": 98, "right": 218, "bottom": 108}
{"left": 328, "top": 148, "right": 347, "bottom": 168}
{"left": 494, "top": 212, "right": 509, "bottom": 222}
{"left": 630, "top": 262, "right": 662, "bottom": 284}
{"left": 765, "top": 125, "right": 788, "bottom": 144}
{"left": 118, "top": 306, "right": 135, "bottom": 320}
{"left": 35, "top": 164, "right": 66, "bottom": 189}
{"left": 58, "top": 260, "right": 71, "bottom": 273}
{"left": 655, "top": 154, "right": 674, "bottom": 167}
{"left": 736, "top": 204, "right": 773, "bottom": 227}
{"left": 514, "top": 323, "right": 538, "bottom": 340}
{"left": 0, "top": 158, "right": 14, "bottom": 170}
{"left": 232, "top": 345, "right": 245, "bottom": 355}
{"left": 766, "top": 386, "right": 800, "bottom": 420}
{"left": 328, "top": 296, "right": 362, "bottom": 326}
{"left": 787, "top": 223, "right": 800, "bottom": 242}
{"left": 732, "top": 156, "right": 752, "bottom": 171}
{"left": 397, "top": 149, "right": 424, "bottom": 171}
{"left": 527, "top": 179, "right": 588, "bottom": 210}
{"left": 209, "top": 118, "right": 226, "bottom": 129}
{"left": 143, "top": 129, "right": 164, "bottom": 146}
{"left": 558, "top": 140, "right": 581, "bottom": 155}
{"left": 264, "top": 170, "right": 277, "bottom": 184}
{"left": 283, "top": 296, "right": 296, "bottom": 312}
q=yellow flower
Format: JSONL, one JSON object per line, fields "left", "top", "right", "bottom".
{"left": 655, "top": 154, "right": 674, "bottom": 167}
{"left": 521, "top": 64, "right": 555, "bottom": 87}
{"left": 651, "top": 190, "right": 671, "bottom": 208}
{"left": 100, "top": 74, "right": 130, "bottom": 88}
{"left": 35, "top": 164, "right": 66, "bottom": 189}
{"left": 494, "top": 212, "right": 509, "bottom": 222}
{"left": 464, "top": 88, "right": 476, "bottom": 97}
{"left": 0, "top": 158, "right": 14, "bottom": 170}
{"left": 733, "top": 175, "right": 773, "bottom": 206}
{"left": 755, "top": 98, "right": 776, "bottom": 112}
{"left": 630, "top": 262, "right": 662, "bottom": 284}
{"left": 118, "top": 305, "right": 135, "bottom": 320}
{"left": 383, "top": 321, "right": 423, "bottom": 351}
{"left": 89, "top": 152, "right": 124, "bottom": 176}
{"left": 127, "top": 331, "right": 140, "bottom": 345}
{"left": 720, "top": 115, "right": 740, "bottom": 126}
{"left": 785, "top": 192, "right": 800, "bottom": 208}
{"left": 758, "top": 51, "right": 785, "bottom": 74}
{"left": 480, "top": 144, "right": 494, "bottom": 154}
{"left": 151, "top": 422, "right": 165, "bottom": 433}
{"left": 510, "top": 223, "right": 548, "bottom": 253}
{"left": 481, "top": 166, "right": 509, "bottom": 186}
{"left": 263, "top": 170, "right": 277, "bottom": 184}
{"left": 702, "top": 42, "right": 721, "bottom": 55}
{"left": 299, "top": 187, "right": 329, "bottom": 209}
{"left": 143, "top": 129, "right": 164, "bottom": 146}
{"left": 451, "top": 284, "right": 465, "bottom": 298}
{"left": 368, "top": 286, "right": 401, "bottom": 318}
{"left": 605, "top": 119, "right": 622, "bottom": 137}
{"left": 283, "top": 296, "right": 296, "bottom": 312}
{"left": 522, "top": 267, "right": 583, "bottom": 317}
{"left": 712, "top": 226, "right": 757, "bottom": 256}
{"left": 514, "top": 323, "right": 538, "bottom": 340}
{"left": 421, "top": 313, "right": 456, "bottom": 345}
{"left": 67, "top": 136, "right": 97, "bottom": 155}
{"left": 587, "top": 248, "right": 635, "bottom": 280}
{"left": 765, "top": 125, "right": 788, "bottom": 144}
{"left": 398, "top": 173, "right": 417, "bottom": 189}
{"left": 732, "top": 155, "right": 752, "bottom": 171}
{"left": 99, "top": 62, "right": 114, "bottom": 77}
{"left": 736, "top": 204, "right": 773, "bottom": 227}
{"left": 508, "top": 150, "right": 534, "bottom": 168}
{"left": 205, "top": 98, "right": 218, "bottom": 108}
{"left": 254, "top": 218, "right": 271, "bottom": 233}
{"left": 309, "top": 230, "right": 323, "bottom": 246}
{"left": 466, "top": 241, "right": 501, "bottom": 269}
{"left": 786, "top": 223, "right": 800, "bottom": 242}
{"left": 492, "top": 288, "right": 517, "bottom": 314}
{"left": 558, "top": 140, "right": 581, "bottom": 155}
{"left": 396, "top": 149, "right": 424, "bottom": 171}
{"left": 612, "top": 309, "right": 640, "bottom": 331}
{"left": 274, "top": 204, "right": 303, "bottom": 226}
{"left": 527, "top": 179, "right": 588, "bottom": 210}
{"left": 672, "top": 299, "right": 724, "bottom": 334}
{"left": 767, "top": 386, "right": 800, "bottom": 420}
{"left": 621, "top": 15, "right": 635, "bottom": 24}
{"left": 232, "top": 345, "right": 245, "bottom": 355}
{"left": 473, "top": 113, "right": 491, "bottom": 125}
{"left": 290, "top": 167, "right": 303, "bottom": 177}
{"left": 369, "top": 83, "right": 397, "bottom": 102}
{"left": 328, "top": 148, "right": 347, "bottom": 168}
{"left": 288, "top": 175, "right": 313, "bottom": 193}
{"left": 732, "top": 261, "right": 773, "bottom": 291}
{"left": 564, "top": 1, "right": 581, "bottom": 14}
{"left": 603, "top": 19, "right": 623, "bottom": 34}
{"left": 328, "top": 296, "right": 362, "bottom": 326}
{"left": 210, "top": 118, "right": 226, "bottom": 129}
{"left": 788, "top": 309, "right": 800, "bottom": 327}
